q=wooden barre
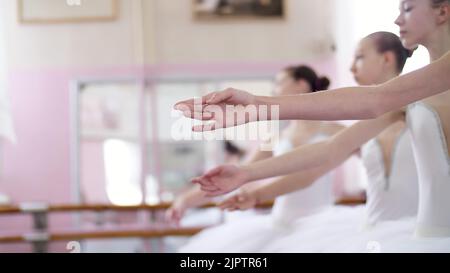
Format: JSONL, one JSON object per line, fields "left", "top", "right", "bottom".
{"left": 335, "top": 197, "right": 367, "bottom": 206}
{"left": 0, "top": 202, "right": 275, "bottom": 215}
{"left": 0, "top": 204, "right": 171, "bottom": 214}
{"left": 0, "top": 198, "right": 365, "bottom": 216}
{"left": 0, "top": 198, "right": 366, "bottom": 245}
{"left": 0, "top": 227, "right": 207, "bottom": 244}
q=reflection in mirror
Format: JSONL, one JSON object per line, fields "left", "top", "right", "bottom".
{"left": 79, "top": 82, "right": 141, "bottom": 206}
{"left": 74, "top": 77, "right": 273, "bottom": 207}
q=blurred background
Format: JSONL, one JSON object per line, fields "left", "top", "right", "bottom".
{"left": 0, "top": 0, "right": 428, "bottom": 253}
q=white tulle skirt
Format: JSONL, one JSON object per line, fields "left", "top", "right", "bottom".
{"left": 263, "top": 206, "right": 450, "bottom": 253}
{"left": 179, "top": 205, "right": 450, "bottom": 253}
{"left": 179, "top": 212, "right": 292, "bottom": 253}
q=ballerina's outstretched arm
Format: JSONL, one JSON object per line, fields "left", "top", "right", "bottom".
{"left": 218, "top": 165, "right": 330, "bottom": 211}
{"left": 175, "top": 51, "right": 450, "bottom": 131}
{"left": 193, "top": 110, "right": 404, "bottom": 197}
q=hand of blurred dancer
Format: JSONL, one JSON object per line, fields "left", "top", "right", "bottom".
{"left": 165, "top": 198, "right": 188, "bottom": 226}
{"left": 165, "top": 187, "right": 212, "bottom": 226}
{"left": 192, "top": 164, "right": 250, "bottom": 197}
{"left": 218, "top": 188, "right": 258, "bottom": 211}
{"left": 173, "top": 88, "right": 259, "bottom": 132}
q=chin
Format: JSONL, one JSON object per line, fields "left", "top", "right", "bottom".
{"left": 353, "top": 77, "right": 362, "bottom": 85}
{"left": 401, "top": 38, "right": 419, "bottom": 51}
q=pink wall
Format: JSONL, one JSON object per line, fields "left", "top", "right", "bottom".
{"left": 0, "top": 58, "right": 337, "bottom": 252}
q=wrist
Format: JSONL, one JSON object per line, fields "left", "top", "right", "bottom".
{"left": 250, "top": 188, "right": 264, "bottom": 205}
{"left": 174, "top": 197, "right": 189, "bottom": 210}
{"left": 240, "top": 165, "right": 256, "bottom": 185}
{"left": 255, "top": 96, "right": 281, "bottom": 121}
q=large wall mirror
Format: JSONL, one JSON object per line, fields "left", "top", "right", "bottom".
{"left": 71, "top": 76, "right": 274, "bottom": 207}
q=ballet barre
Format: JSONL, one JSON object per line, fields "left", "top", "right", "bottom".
{"left": 0, "top": 197, "right": 365, "bottom": 252}
{"left": 0, "top": 202, "right": 274, "bottom": 215}
{"left": 0, "top": 197, "right": 363, "bottom": 215}
{"left": 0, "top": 202, "right": 274, "bottom": 253}
{"left": 0, "top": 227, "right": 207, "bottom": 245}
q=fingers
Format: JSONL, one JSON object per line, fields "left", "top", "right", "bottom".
{"left": 220, "top": 203, "right": 239, "bottom": 211}
{"left": 182, "top": 109, "right": 214, "bottom": 121}
{"left": 174, "top": 100, "right": 215, "bottom": 121}
{"left": 174, "top": 97, "right": 208, "bottom": 111}
{"left": 173, "top": 100, "right": 192, "bottom": 111}
{"left": 218, "top": 198, "right": 239, "bottom": 210}
{"left": 191, "top": 176, "right": 213, "bottom": 186}
{"left": 192, "top": 122, "right": 221, "bottom": 132}
{"left": 192, "top": 176, "right": 221, "bottom": 193}
{"left": 200, "top": 184, "right": 220, "bottom": 192}
{"left": 165, "top": 209, "right": 174, "bottom": 222}
{"left": 165, "top": 208, "right": 181, "bottom": 226}
{"left": 205, "top": 90, "right": 233, "bottom": 104}
{"left": 203, "top": 166, "right": 224, "bottom": 178}
{"left": 175, "top": 90, "right": 233, "bottom": 112}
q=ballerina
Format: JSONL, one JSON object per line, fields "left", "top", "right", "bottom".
{"left": 221, "top": 31, "right": 418, "bottom": 229}
{"left": 173, "top": 65, "right": 343, "bottom": 253}
{"left": 191, "top": 0, "right": 450, "bottom": 245}
{"left": 219, "top": 31, "right": 420, "bottom": 253}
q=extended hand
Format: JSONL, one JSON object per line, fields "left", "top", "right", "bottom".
{"left": 192, "top": 164, "right": 249, "bottom": 197}
{"left": 174, "top": 88, "right": 259, "bottom": 131}
{"left": 165, "top": 200, "right": 187, "bottom": 226}
{"left": 218, "top": 189, "right": 257, "bottom": 211}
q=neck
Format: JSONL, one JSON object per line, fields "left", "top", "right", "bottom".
{"left": 423, "top": 28, "right": 450, "bottom": 61}
{"left": 377, "top": 71, "right": 399, "bottom": 84}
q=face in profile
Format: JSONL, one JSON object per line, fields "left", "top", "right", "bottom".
{"left": 395, "top": 0, "right": 442, "bottom": 49}
{"left": 273, "top": 71, "right": 311, "bottom": 96}
{"left": 350, "top": 38, "right": 387, "bottom": 86}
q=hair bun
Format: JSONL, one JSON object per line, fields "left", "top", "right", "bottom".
{"left": 316, "top": 76, "right": 331, "bottom": 91}
{"left": 406, "top": 47, "right": 417, "bottom": 58}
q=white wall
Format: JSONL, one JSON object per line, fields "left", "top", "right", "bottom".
{"left": 0, "top": 3, "right": 15, "bottom": 142}
{"left": 147, "top": 0, "right": 335, "bottom": 64}
{"left": 2, "top": 0, "right": 145, "bottom": 69}
{"left": 3, "top": 0, "right": 336, "bottom": 69}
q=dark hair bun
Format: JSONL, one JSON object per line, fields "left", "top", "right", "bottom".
{"left": 316, "top": 76, "right": 330, "bottom": 91}
{"left": 285, "top": 65, "right": 331, "bottom": 93}
{"left": 224, "top": 141, "right": 244, "bottom": 157}
{"left": 406, "top": 47, "right": 417, "bottom": 58}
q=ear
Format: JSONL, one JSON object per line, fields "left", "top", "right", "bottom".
{"left": 383, "top": 51, "right": 397, "bottom": 68}
{"left": 295, "top": 79, "right": 311, "bottom": 93}
{"left": 436, "top": 2, "right": 450, "bottom": 25}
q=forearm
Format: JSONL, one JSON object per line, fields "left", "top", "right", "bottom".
{"left": 178, "top": 186, "right": 212, "bottom": 208}
{"left": 242, "top": 140, "right": 330, "bottom": 182}
{"left": 255, "top": 86, "right": 380, "bottom": 121}
{"left": 376, "top": 52, "right": 450, "bottom": 115}
{"left": 255, "top": 52, "right": 450, "bottom": 121}
{"left": 242, "top": 111, "right": 403, "bottom": 183}
{"left": 253, "top": 167, "right": 329, "bottom": 203}
{"left": 246, "top": 149, "right": 273, "bottom": 164}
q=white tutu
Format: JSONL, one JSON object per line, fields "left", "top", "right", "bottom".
{"left": 263, "top": 208, "right": 450, "bottom": 253}
{"left": 261, "top": 205, "right": 365, "bottom": 253}
{"left": 335, "top": 217, "right": 450, "bottom": 253}
{"left": 179, "top": 133, "right": 336, "bottom": 253}
{"left": 179, "top": 212, "right": 288, "bottom": 253}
